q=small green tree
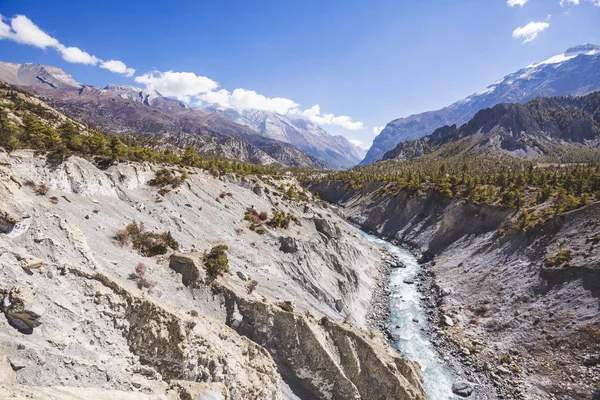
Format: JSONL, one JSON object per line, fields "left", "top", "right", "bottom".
{"left": 204, "top": 245, "right": 229, "bottom": 279}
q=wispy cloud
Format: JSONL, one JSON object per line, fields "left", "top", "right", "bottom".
{"left": 0, "top": 14, "right": 135, "bottom": 76}
{"left": 507, "top": 0, "right": 530, "bottom": 7}
{"left": 372, "top": 126, "right": 384, "bottom": 135}
{"left": 349, "top": 139, "right": 368, "bottom": 149}
{"left": 100, "top": 60, "right": 135, "bottom": 78}
{"left": 512, "top": 20, "right": 550, "bottom": 43}
{"left": 560, "top": 0, "right": 600, "bottom": 6}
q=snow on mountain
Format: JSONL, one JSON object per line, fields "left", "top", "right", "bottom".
{"left": 104, "top": 84, "right": 164, "bottom": 106}
{"left": 362, "top": 44, "right": 600, "bottom": 165}
{"left": 204, "top": 106, "right": 366, "bottom": 169}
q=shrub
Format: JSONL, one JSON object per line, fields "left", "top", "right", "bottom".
{"left": 267, "top": 210, "right": 289, "bottom": 229}
{"left": 244, "top": 207, "right": 262, "bottom": 224}
{"left": 148, "top": 168, "right": 187, "bottom": 194}
{"left": 129, "top": 262, "right": 157, "bottom": 290}
{"left": 258, "top": 211, "right": 268, "bottom": 221}
{"left": 219, "top": 191, "right": 227, "bottom": 199}
{"left": 36, "top": 184, "right": 49, "bottom": 195}
{"left": 204, "top": 245, "right": 229, "bottom": 279}
{"left": 49, "top": 196, "right": 59, "bottom": 204}
{"left": 544, "top": 249, "right": 573, "bottom": 267}
{"left": 113, "top": 221, "right": 179, "bottom": 257}
{"left": 276, "top": 301, "right": 294, "bottom": 312}
{"left": 267, "top": 210, "right": 302, "bottom": 229}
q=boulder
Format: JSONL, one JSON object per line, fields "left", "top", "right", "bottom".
{"left": 443, "top": 315, "right": 454, "bottom": 327}
{"left": 172, "top": 380, "right": 229, "bottom": 400}
{"left": 335, "top": 299, "right": 344, "bottom": 312}
{"left": 451, "top": 380, "right": 474, "bottom": 397}
{"left": 279, "top": 237, "right": 299, "bottom": 254}
{"left": 0, "top": 210, "right": 19, "bottom": 234}
{"left": 313, "top": 218, "right": 341, "bottom": 240}
{"left": 168, "top": 252, "right": 206, "bottom": 287}
{"left": 252, "top": 185, "right": 262, "bottom": 196}
{"left": 236, "top": 271, "right": 248, "bottom": 281}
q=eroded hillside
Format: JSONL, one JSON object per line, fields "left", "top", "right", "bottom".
{"left": 309, "top": 179, "right": 600, "bottom": 399}
{"left": 0, "top": 150, "right": 426, "bottom": 400}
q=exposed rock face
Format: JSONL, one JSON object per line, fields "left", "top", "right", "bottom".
{"left": 0, "top": 150, "right": 424, "bottom": 399}
{"left": 313, "top": 218, "right": 341, "bottom": 240}
{"left": 308, "top": 179, "right": 600, "bottom": 398}
{"left": 219, "top": 283, "right": 425, "bottom": 400}
{"left": 169, "top": 252, "right": 207, "bottom": 286}
{"left": 381, "top": 93, "right": 600, "bottom": 162}
{"left": 206, "top": 107, "right": 365, "bottom": 169}
{"left": 278, "top": 237, "right": 299, "bottom": 254}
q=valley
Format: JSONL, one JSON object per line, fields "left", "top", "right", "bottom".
{"left": 0, "top": 17, "right": 599, "bottom": 399}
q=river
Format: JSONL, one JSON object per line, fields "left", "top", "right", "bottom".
{"left": 360, "top": 231, "right": 459, "bottom": 400}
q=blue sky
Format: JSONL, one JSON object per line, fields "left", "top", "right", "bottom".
{"left": 1, "top": 0, "right": 599, "bottom": 149}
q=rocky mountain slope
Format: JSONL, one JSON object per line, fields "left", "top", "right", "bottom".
{"left": 308, "top": 179, "right": 600, "bottom": 399}
{"left": 363, "top": 44, "right": 600, "bottom": 165}
{"left": 0, "top": 149, "right": 426, "bottom": 399}
{"left": 382, "top": 90, "right": 600, "bottom": 162}
{"left": 205, "top": 107, "right": 365, "bottom": 169}
{"left": 0, "top": 62, "right": 327, "bottom": 169}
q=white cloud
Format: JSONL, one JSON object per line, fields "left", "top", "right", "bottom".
{"left": 100, "top": 60, "right": 135, "bottom": 77}
{"left": 507, "top": 0, "right": 529, "bottom": 7}
{"left": 372, "top": 126, "right": 384, "bottom": 135}
{"left": 201, "top": 88, "right": 299, "bottom": 115}
{"left": 0, "top": 14, "right": 134, "bottom": 75}
{"left": 195, "top": 89, "right": 363, "bottom": 130}
{"left": 297, "top": 104, "right": 364, "bottom": 130}
{"left": 58, "top": 46, "right": 100, "bottom": 65}
{"left": 560, "top": 0, "right": 600, "bottom": 5}
{"left": 4, "top": 14, "right": 60, "bottom": 48}
{"left": 512, "top": 20, "right": 550, "bottom": 43}
{"left": 135, "top": 71, "right": 218, "bottom": 98}
{"left": 229, "top": 88, "right": 298, "bottom": 114}
{"left": 349, "top": 139, "right": 365, "bottom": 148}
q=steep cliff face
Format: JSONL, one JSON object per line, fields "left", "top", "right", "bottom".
{"left": 381, "top": 93, "right": 600, "bottom": 162}
{"left": 308, "top": 180, "right": 600, "bottom": 399}
{"left": 0, "top": 150, "right": 425, "bottom": 399}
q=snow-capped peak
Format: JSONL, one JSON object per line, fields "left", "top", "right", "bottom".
{"left": 564, "top": 43, "right": 600, "bottom": 56}
{"left": 527, "top": 43, "right": 600, "bottom": 69}
{"left": 104, "top": 84, "right": 163, "bottom": 104}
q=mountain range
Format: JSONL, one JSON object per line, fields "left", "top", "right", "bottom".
{"left": 0, "top": 61, "right": 367, "bottom": 169}
{"left": 380, "top": 90, "right": 600, "bottom": 162}
{"left": 204, "top": 106, "right": 365, "bottom": 169}
{"left": 363, "top": 44, "right": 600, "bottom": 165}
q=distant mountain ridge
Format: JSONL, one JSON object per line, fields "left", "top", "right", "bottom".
{"left": 381, "top": 90, "right": 600, "bottom": 162}
{"left": 0, "top": 61, "right": 328, "bottom": 168}
{"left": 362, "top": 44, "right": 600, "bottom": 165}
{"left": 204, "top": 107, "right": 365, "bottom": 169}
